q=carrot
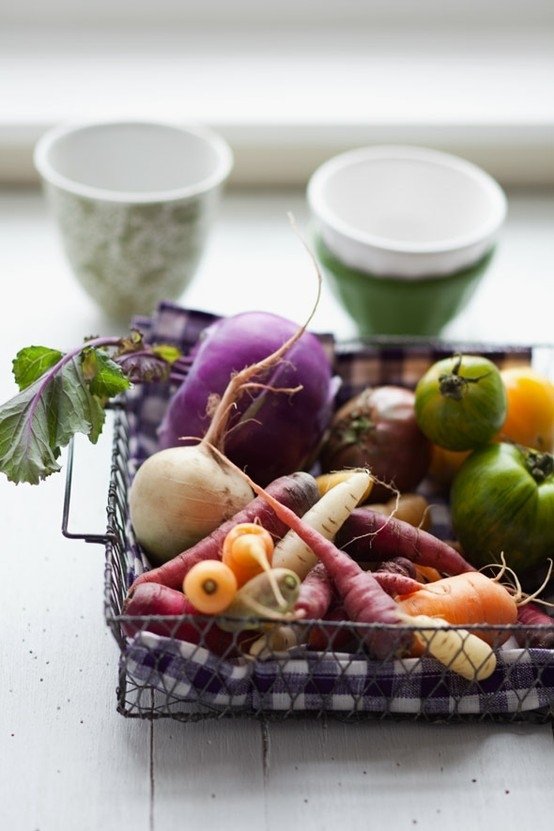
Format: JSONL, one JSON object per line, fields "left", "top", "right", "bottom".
{"left": 183, "top": 560, "right": 238, "bottom": 614}
{"left": 272, "top": 469, "right": 372, "bottom": 579}
{"left": 122, "top": 583, "right": 244, "bottom": 656}
{"left": 372, "top": 572, "right": 424, "bottom": 597}
{"left": 396, "top": 571, "right": 518, "bottom": 646}
{"left": 221, "top": 522, "right": 274, "bottom": 586}
{"left": 217, "top": 568, "right": 301, "bottom": 632}
{"left": 248, "top": 562, "right": 335, "bottom": 656}
{"left": 365, "top": 493, "right": 432, "bottom": 531}
{"left": 249, "top": 625, "right": 302, "bottom": 658}
{"left": 414, "top": 565, "right": 443, "bottom": 583}
{"left": 375, "top": 557, "right": 417, "bottom": 579}
{"left": 336, "top": 507, "right": 476, "bottom": 576}
{"left": 205, "top": 448, "right": 411, "bottom": 659}
{"left": 307, "top": 602, "right": 356, "bottom": 653}
{"left": 294, "top": 562, "right": 334, "bottom": 621}
{"left": 130, "top": 471, "right": 319, "bottom": 592}
{"left": 515, "top": 602, "right": 554, "bottom": 648}
{"left": 399, "top": 613, "right": 497, "bottom": 681}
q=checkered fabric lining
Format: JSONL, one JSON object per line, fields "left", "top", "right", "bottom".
{"left": 117, "top": 301, "right": 554, "bottom": 716}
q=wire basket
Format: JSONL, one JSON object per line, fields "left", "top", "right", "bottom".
{"left": 70, "top": 303, "right": 554, "bottom": 723}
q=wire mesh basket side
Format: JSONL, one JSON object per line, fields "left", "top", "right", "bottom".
{"left": 101, "top": 414, "right": 554, "bottom": 724}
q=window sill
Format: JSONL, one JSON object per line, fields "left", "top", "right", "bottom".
{"left": 1, "top": 23, "right": 553, "bottom": 187}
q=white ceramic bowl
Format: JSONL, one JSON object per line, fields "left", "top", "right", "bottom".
{"left": 307, "top": 145, "right": 507, "bottom": 279}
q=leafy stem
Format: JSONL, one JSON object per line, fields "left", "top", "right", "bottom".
{"left": 0, "top": 330, "right": 181, "bottom": 485}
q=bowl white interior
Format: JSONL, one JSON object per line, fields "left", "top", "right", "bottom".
{"left": 34, "top": 120, "right": 233, "bottom": 203}
{"left": 308, "top": 147, "right": 507, "bottom": 254}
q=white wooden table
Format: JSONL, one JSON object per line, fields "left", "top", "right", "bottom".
{"left": 1, "top": 187, "right": 553, "bottom": 831}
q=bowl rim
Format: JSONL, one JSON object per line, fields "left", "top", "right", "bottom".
{"left": 33, "top": 119, "right": 234, "bottom": 204}
{"left": 314, "top": 231, "right": 494, "bottom": 285}
{"left": 307, "top": 144, "right": 507, "bottom": 256}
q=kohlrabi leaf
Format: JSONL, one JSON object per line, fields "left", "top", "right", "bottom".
{"left": 0, "top": 356, "right": 105, "bottom": 484}
{"left": 0, "top": 331, "right": 182, "bottom": 484}
{"left": 12, "top": 346, "right": 63, "bottom": 391}
{"left": 81, "top": 348, "right": 131, "bottom": 398}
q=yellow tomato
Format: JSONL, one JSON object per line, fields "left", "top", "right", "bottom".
{"left": 497, "top": 366, "right": 554, "bottom": 451}
{"left": 428, "top": 444, "right": 471, "bottom": 487}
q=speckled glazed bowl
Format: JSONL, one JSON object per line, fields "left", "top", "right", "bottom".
{"left": 314, "top": 234, "right": 494, "bottom": 337}
{"left": 34, "top": 120, "right": 233, "bottom": 321}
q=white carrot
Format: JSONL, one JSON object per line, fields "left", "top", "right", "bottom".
{"left": 271, "top": 469, "right": 372, "bottom": 580}
{"left": 399, "top": 613, "right": 497, "bottom": 681}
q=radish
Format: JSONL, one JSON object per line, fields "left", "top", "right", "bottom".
{"left": 129, "top": 267, "right": 329, "bottom": 565}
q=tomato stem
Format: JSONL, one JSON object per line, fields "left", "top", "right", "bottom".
{"left": 439, "top": 353, "right": 492, "bottom": 401}
{"left": 523, "top": 447, "right": 554, "bottom": 483}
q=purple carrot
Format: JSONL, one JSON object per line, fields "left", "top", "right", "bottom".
{"left": 307, "top": 602, "right": 356, "bottom": 652}
{"left": 212, "top": 455, "right": 412, "bottom": 660}
{"left": 372, "top": 572, "right": 424, "bottom": 597}
{"left": 123, "top": 583, "right": 248, "bottom": 656}
{"left": 295, "top": 562, "right": 334, "bottom": 621}
{"left": 336, "top": 508, "right": 475, "bottom": 576}
{"left": 515, "top": 602, "right": 554, "bottom": 649}
{"left": 375, "top": 557, "right": 417, "bottom": 579}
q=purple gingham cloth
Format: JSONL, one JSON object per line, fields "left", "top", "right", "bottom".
{"left": 116, "top": 302, "right": 554, "bottom": 717}
{"left": 123, "top": 634, "right": 554, "bottom": 717}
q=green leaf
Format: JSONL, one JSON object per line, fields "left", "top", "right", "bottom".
{"left": 12, "top": 346, "right": 63, "bottom": 391}
{"left": 0, "top": 356, "right": 105, "bottom": 484}
{"left": 81, "top": 348, "right": 131, "bottom": 398}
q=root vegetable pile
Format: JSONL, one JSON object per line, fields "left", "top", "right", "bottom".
{"left": 122, "top": 345, "right": 554, "bottom": 679}
{"left": 1, "top": 288, "right": 552, "bottom": 681}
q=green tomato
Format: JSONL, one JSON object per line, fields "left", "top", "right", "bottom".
{"left": 450, "top": 442, "right": 554, "bottom": 573}
{"left": 414, "top": 354, "right": 507, "bottom": 451}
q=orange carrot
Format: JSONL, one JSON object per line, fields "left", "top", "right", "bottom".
{"left": 183, "top": 560, "right": 238, "bottom": 614}
{"left": 221, "top": 522, "right": 274, "bottom": 587}
{"left": 397, "top": 571, "right": 518, "bottom": 646}
{"left": 414, "top": 565, "right": 443, "bottom": 583}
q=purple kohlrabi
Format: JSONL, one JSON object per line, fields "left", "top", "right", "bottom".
{"left": 157, "top": 311, "right": 338, "bottom": 486}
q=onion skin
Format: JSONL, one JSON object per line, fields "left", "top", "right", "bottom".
{"left": 319, "top": 386, "right": 432, "bottom": 501}
{"left": 157, "top": 312, "right": 336, "bottom": 486}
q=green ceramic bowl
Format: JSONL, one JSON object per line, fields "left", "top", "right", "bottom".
{"left": 315, "top": 234, "right": 493, "bottom": 337}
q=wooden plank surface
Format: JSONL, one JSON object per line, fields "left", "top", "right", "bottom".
{"left": 0, "top": 189, "right": 553, "bottom": 831}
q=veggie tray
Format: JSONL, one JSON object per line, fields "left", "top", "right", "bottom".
{"left": 96, "top": 301, "right": 554, "bottom": 723}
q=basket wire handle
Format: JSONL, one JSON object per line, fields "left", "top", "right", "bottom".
{"left": 62, "top": 436, "right": 111, "bottom": 545}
